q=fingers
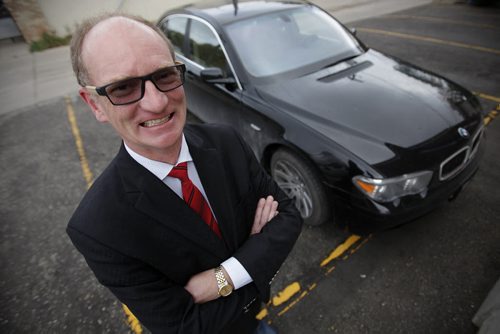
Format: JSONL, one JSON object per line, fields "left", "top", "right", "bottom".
{"left": 252, "top": 198, "right": 266, "bottom": 233}
{"left": 268, "top": 201, "right": 278, "bottom": 222}
{"left": 262, "top": 196, "right": 278, "bottom": 224}
{"left": 260, "top": 196, "right": 274, "bottom": 226}
{"left": 251, "top": 196, "right": 279, "bottom": 235}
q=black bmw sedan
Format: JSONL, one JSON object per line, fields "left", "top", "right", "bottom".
{"left": 157, "top": 0, "right": 485, "bottom": 229}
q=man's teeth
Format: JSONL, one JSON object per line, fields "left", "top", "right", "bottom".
{"left": 142, "top": 114, "right": 173, "bottom": 127}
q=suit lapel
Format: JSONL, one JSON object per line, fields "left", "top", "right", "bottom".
{"left": 115, "top": 144, "right": 228, "bottom": 260}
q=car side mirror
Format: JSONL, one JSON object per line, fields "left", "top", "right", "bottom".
{"left": 349, "top": 27, "right": 357, "bottom": 36}
{"left": 200, "top": 67, "right": 236, "bottom": 85}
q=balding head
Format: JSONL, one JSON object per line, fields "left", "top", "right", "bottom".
{"left": 70, "top": 13, "right": 175, "bottom": 86}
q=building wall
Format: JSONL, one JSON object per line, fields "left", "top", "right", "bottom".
{"left": 4, "top": 0, "right": 50, "bottom": 42}
{"left": 38, "top": 0, "right": 201, "bottom": 36}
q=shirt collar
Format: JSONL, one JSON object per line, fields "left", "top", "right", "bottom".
{"left": 124, "top": 135, "right": 193, "bottom": 180}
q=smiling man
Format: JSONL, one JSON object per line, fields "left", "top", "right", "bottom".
{"left": 66, "top": 13, "right": 302, "bottom": 334}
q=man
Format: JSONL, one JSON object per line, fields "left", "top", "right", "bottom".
{"left": 66, "top": 13, "right": 302, "bottom": 334}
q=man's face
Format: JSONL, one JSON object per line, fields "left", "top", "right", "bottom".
{"left": 80, "top": 18, "right": 187, "bottom": 163}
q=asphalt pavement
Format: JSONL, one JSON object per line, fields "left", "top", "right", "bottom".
{"left": 1, "top": 0, "right": 499, "bottom": 333}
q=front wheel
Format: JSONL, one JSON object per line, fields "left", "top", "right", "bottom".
{"left": 270, "top": 149, "right": 330, "bottom": 226}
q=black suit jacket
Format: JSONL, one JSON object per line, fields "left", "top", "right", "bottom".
{"left": 67, "top": 124, "right": 302, "bottom": 333}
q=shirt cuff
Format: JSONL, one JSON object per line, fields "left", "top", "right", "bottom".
{"left": 221, "top": 257, "right": 253, "bottom": 289}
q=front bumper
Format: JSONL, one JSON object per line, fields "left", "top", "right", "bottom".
{"left": 345, "top": 140, "right": 483, "bottom": 232}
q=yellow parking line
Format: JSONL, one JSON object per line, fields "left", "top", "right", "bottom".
{"left": 256, "top": 308, "right": 269, "bottom": 321}
{"left": 272, "top": 282, "right": 301, "bottom": 306}
{"left": 357, "top": 27, "right": 500, "bottom": 55}
{"left": 473, "top": 92, "right": 500, "bottom": 126}
{"left": 259, "top": 234, "right": 369, "bottom": 323}
{"left": 65, "top": 96, "right": 143, "bottom": 334}
{"left": 65, "top": 96, "right": 94, "bottom": 189}
{"left": 475, "top": 92, "right": 500, "bottom": 104}
{"left": 484, "top": 108, "right": 499, "bottom": 126}
{"left": 385, "top": 15, "right": 499, "bottom": 30}
{"left": 321, "top": 235, "right": 361, "bottom": 267}
{"left": 277, "top": 284, "right": 317, "bottom": 317}
{"left": 123, "top": 305, "right": 143, "bottom": 334}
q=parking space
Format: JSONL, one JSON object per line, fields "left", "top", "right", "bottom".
{"left": 1, "top": 1, "right": 499, "bottom": 333}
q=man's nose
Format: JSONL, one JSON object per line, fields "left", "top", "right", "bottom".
{"left": 139, "top": 80, "right": 168, "bottom": 112}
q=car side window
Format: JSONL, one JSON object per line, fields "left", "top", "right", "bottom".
{"left": 188, "top": 20, "right": 229, "bottom": 75}
{"left": 162, "top": 17, "right": 188, "bottom": 56}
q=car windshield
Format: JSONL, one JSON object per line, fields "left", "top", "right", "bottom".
{"left": 224, "top": 5, "right": 363, "bottom": 78}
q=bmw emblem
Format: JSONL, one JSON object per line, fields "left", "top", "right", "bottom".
{"left": 458, "top": 127, "right": 470, "bottom": 138}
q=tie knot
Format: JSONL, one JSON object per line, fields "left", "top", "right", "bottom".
{"left": 168, "top": 161, "right": 189, "bottom": 182}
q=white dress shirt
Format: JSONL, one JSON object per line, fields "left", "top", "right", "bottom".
{"left": 124, "top": 136, "right": 252, "bottom": 289}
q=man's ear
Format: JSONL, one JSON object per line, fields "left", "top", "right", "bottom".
{"left": 79, "top": 88, "right": 108, "bottom": 123}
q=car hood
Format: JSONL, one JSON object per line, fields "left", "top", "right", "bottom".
{"left": 255, "top": 49, "right": 480, "bottom": 166}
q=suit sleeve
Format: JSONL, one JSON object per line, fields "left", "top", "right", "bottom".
{"left": 67, "top": 225, "right": 258, "bottom": 334}
{"left": 230, "top": 130, "right": 304, "bottom": 301}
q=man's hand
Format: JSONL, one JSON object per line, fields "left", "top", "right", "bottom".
{"left": 251, "top": 195, "right": 278, "bottom": 235}
{"left": 184, "top": 267, "right": 234, "bottom": 304}
{"left": 185, "top": 196, "right": 277, "bottom": 303}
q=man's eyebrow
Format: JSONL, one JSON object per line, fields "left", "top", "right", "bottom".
{"left": 102, "top": 64, "right": 177, "bottom": 85}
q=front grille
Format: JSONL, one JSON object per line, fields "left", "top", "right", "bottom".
{"left": 440, "top": 147, "right": 468, "bottom": 180}
{"left": 439, "top": 126, "right": 484, "bottom": 181}
{"left": 470, "top": 126, "right": 483, "bottom": 158}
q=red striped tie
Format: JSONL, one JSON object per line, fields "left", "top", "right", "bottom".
{"left": 168, "top": 162, "right": 222, "bottom": 238}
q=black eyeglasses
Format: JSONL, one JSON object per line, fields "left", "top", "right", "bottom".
{"left": 85, "top": 62, "right": 186, "bottom": 106}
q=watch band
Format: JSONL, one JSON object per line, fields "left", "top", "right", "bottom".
{"left": 214, "top": 266, "right": 233, "bottom": 297}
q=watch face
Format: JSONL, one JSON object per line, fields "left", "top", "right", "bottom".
{"left": 220, "top": 284, "right": 233, "bottom": 297}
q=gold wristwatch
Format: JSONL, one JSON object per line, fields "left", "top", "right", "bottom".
{"left": 214, "top": 266, "right": 233, "bottom": 297}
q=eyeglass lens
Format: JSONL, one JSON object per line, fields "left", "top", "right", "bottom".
{"left": 105, "top": 66, "right": 184, "bottom": 105}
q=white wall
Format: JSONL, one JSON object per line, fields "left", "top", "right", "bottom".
{"left": 38, "top": 0, "right": 200, "bottom": 36}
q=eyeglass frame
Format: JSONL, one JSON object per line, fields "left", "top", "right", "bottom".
{"left": 84, "top": 61, "right": 186, "bottom": 106}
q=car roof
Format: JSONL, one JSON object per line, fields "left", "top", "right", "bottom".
{"left": 162, "top": 0, "right": 311, "bottom": 26}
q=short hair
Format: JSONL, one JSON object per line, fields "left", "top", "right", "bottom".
{"left": 70, "top": 13, "right": 175, "bottom": 86}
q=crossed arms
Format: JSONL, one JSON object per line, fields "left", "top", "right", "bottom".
{"left": 185, "top": 195, "right": 279, "bottom": 303}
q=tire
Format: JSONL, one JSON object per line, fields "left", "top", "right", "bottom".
{"left": 270, "top": 149, "right": 330, "bottom": 226}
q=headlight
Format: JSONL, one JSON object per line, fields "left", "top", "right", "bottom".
{"left": 353, "top": 171, "right": 433, "bottom": 203}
